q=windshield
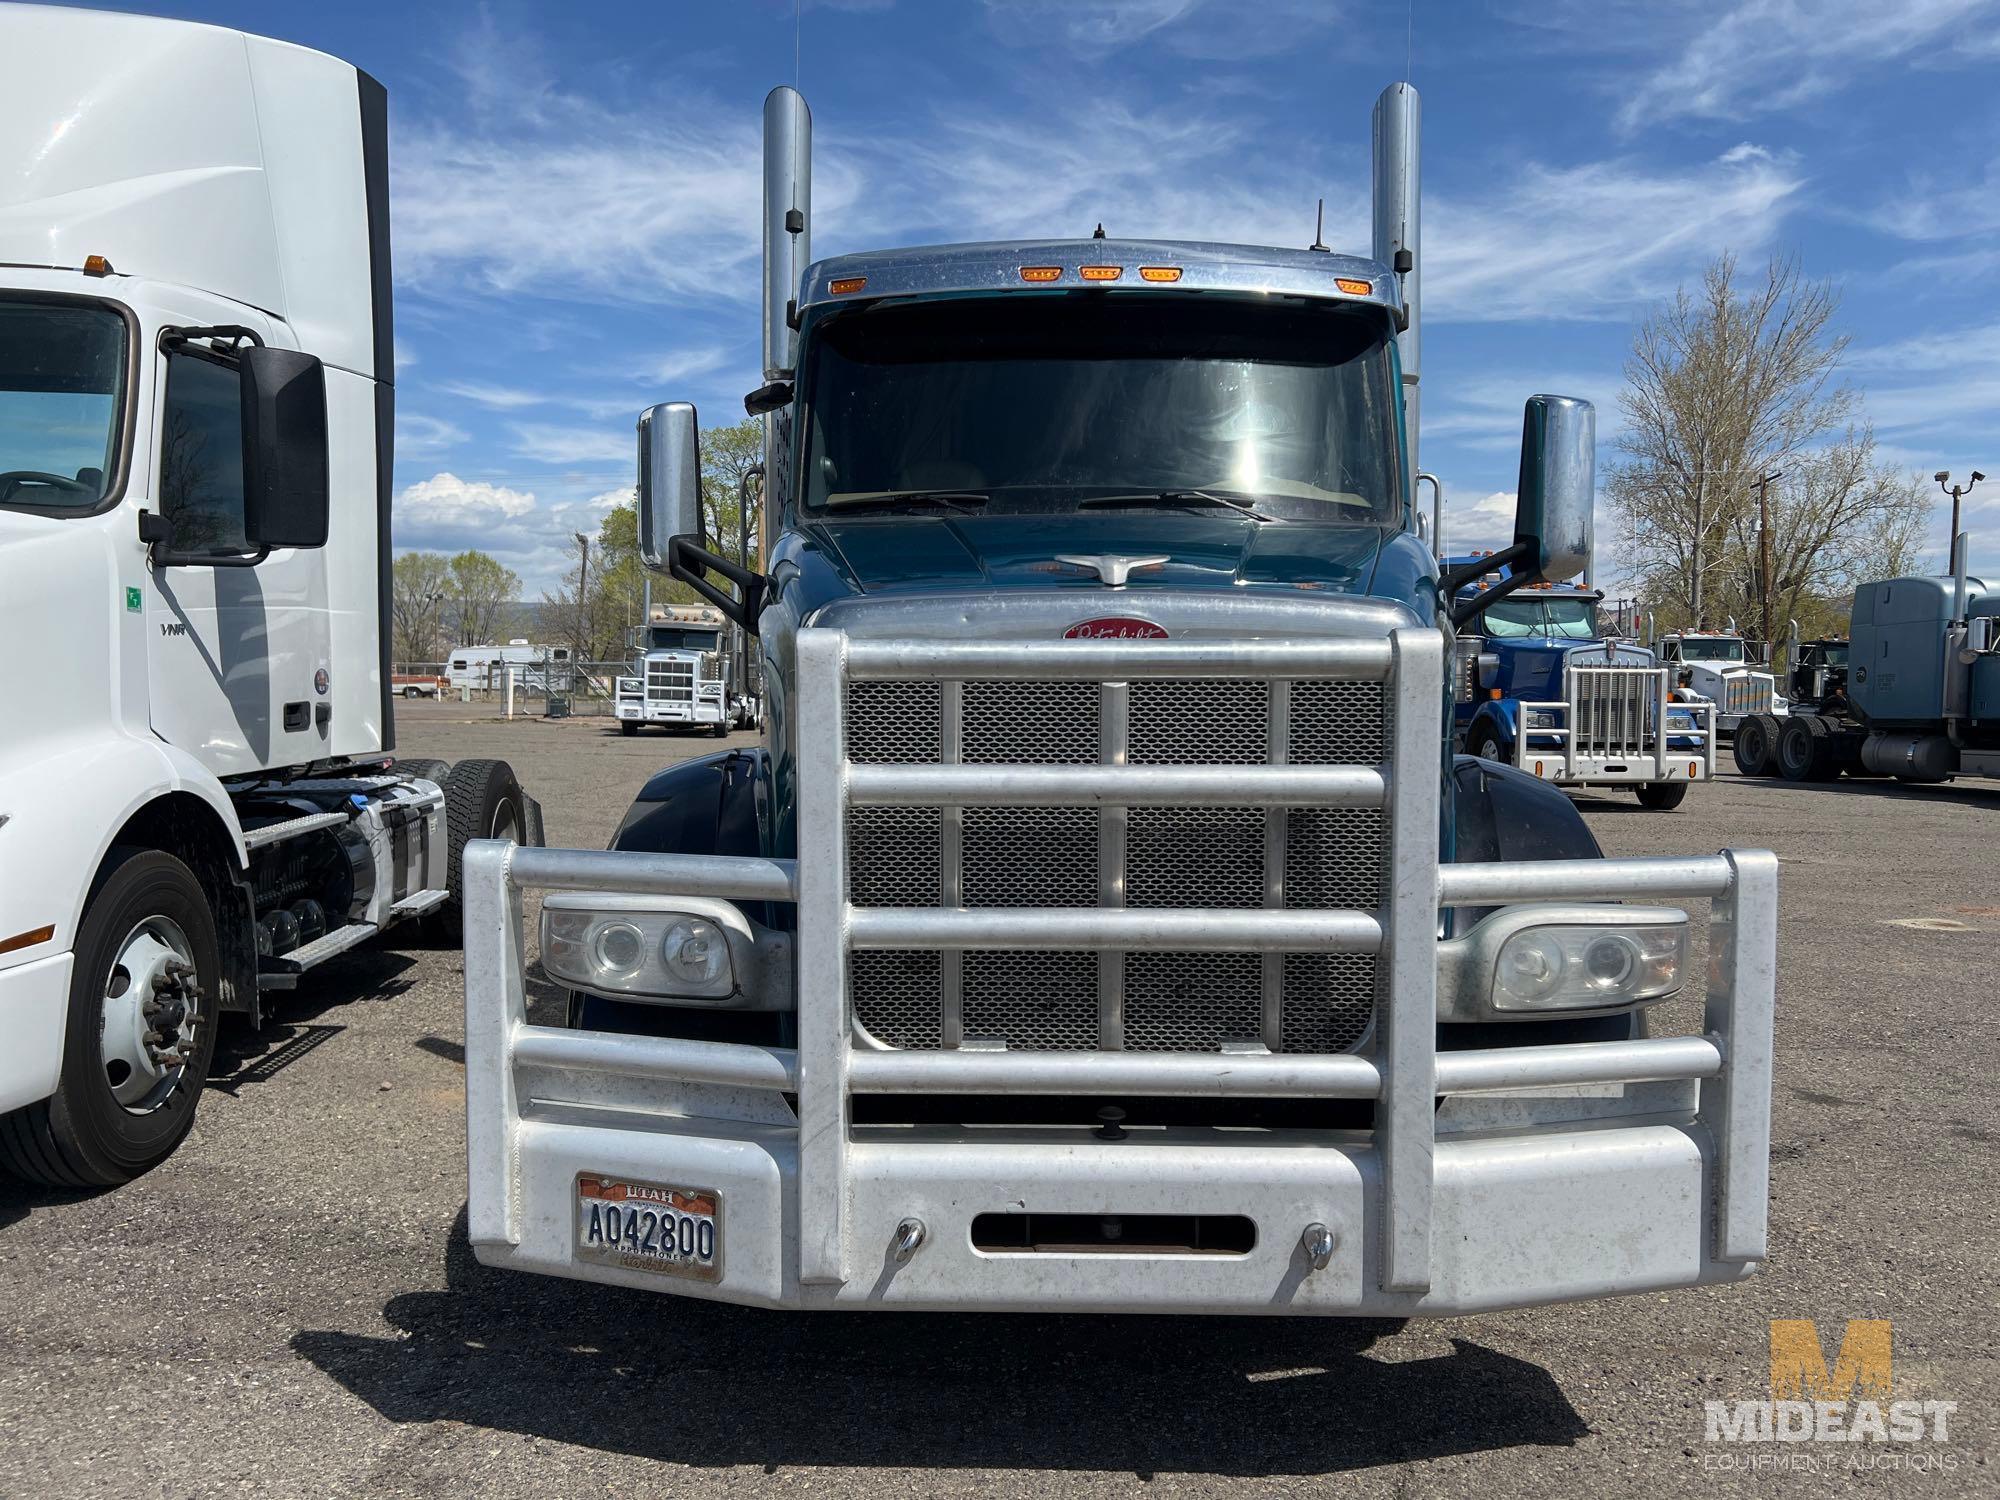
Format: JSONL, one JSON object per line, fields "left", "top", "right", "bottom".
{"left": 798, "top": 293, "right": 1402, "bottom": 522}
{"left": 1821, "top": 644, "right": 1849, "bottom": 666}
{"left": 1677, "top": 638, "right": 1745, "bottom": 662}
{"left": 1480, "top": 597, "right": 1598, "bottom": 640}
{"left": 0, "top": 298, "right": 127, "bottom": 510}
{"left": 648, "top": 628, "right": 720, "bottom": 651}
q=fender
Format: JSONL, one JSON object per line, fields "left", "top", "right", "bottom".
{"left": 1462, "top": 699, "right": 1520, "bottom": 753}
{"left": 0, "top": 732, "right": 247, "bottom": 978}
{"left": 1445, "top": 753, "right": 1634, "bottom": 1046}
{"left": 582, "top": 748, "right": 775, "bottom": 1040}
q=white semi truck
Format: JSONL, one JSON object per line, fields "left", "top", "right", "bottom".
{"left": 0, "top": 6, "right": 539, "bottom": 1186}
{"left": 1653, "top": 629, "right": 1787, "bottom": 736}
{"left": 614, "top": 604, "right": 736, "bottom": 736}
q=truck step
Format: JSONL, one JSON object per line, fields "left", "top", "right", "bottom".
{"left": 389, "top": 889, "right": 450, "bottom": 918}
{"left": 256, "top": 922, "right": 380, "bottom": 988}
{"left": 242, "top": 810, "right": 349, "bottom": 851}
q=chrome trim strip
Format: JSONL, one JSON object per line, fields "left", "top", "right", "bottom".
{"left": 795, "top": 629, "right": 851, "bottom": 1286}
{"left": 1379, "top": 626, "right": 1443, "bottom": 1292}
{"left": 939, "top": 679, "right": 964, "bottom": 1049}
{"left": 847, "top": 763, "right": 1386, "bottom": 807}
{"left": 845, "top": 638, "right": 1394, "bottom": 682}
{"left": 850, "top": 906, "right": 1382, "bottom": 953}
{"left": 1261, "top": 678, "right": 1291, "bottom": 1051}
{"left": 1098, "top": 681, "right": 1128, "bottom": 1051}
{"left": 1438, "top": 855, "right": 1733, "bottom": 905}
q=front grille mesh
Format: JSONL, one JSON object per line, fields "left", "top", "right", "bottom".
{"left": 845, "top": 673, "right": 1388, "bottom": 1056}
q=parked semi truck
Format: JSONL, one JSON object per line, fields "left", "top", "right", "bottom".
{"left": 0, "top": 6, "right": 539, "bottom": 1186}
{"left": 1652, "top": 628, "right": 1786, "bottom": 736}
{"left": 614, "top": 604, "right": 737, "bottom": 736}
{"left": 1450, "top": 563, "right": 1714, "bottom": 810}
{"left": 1733, "top": 537, "right": 1998, "bottom": 785}
{"left": 463, "top": 83, "right": 1776, "bottom": 1316}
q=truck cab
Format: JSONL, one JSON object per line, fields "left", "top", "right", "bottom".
{"left": 615, "top": 604, "right": 734, "bottom": 736}
{"left": 1655, "top": 629, "right": 1787, "bottom": 734}
{"left": 1451, "top": 566, "right": 1711, "bottom": 809}
{"left": 461, "top": 83, "right": 1776, "bottom": 1318}
{"left": 0, "top": 6, "right": 536, "bottom": 1186}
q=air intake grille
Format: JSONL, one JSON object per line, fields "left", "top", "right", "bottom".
{"left": 845, "top": 673, "right": 1388, "bottom": 1054}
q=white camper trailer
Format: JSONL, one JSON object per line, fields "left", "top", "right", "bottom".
{"left": 0, "top": 5, "right": 541, "bottom": 1186}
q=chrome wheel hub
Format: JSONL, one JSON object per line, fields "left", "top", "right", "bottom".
{"left": 99, "top": 917, "right": 201, "bottom": 1113}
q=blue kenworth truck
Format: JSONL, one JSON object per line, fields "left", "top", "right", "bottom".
{"left": 1449, "top": 560, "right": 1715, "bottom": 810}
{"left": 460, "top": 82, "right": 1776, "bottom": 1318}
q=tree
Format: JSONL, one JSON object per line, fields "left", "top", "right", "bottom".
{"left": 391, "top": 551, "right": 452, "bottom": 663}
{"left": 699, "top": 418, "right": 765, "bottom": 570}
{"left": 1609, "top": 253, "right": 1926, "bottom": 647}
{"left": 446, "top": 550, "right": 520, "bottom": 647}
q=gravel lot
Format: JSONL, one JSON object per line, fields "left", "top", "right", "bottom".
{"left": 3, "top": 705, "right": 1994, "bottom": 1497}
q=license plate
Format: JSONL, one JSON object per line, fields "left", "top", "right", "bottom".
{"left": 574, "top": 1174, "right": 720, "bottom": 1280}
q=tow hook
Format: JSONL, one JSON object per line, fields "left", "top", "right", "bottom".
{"left": 1301, "top": 1222, "right": 1337, "bottom": 1271}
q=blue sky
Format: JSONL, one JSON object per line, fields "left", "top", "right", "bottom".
{"left": 97, "top": 0, "right": 2000, "bottom": 595}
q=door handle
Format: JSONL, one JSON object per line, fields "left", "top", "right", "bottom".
{"left": 283, "top": 701, "right": 310, "bottom": 732}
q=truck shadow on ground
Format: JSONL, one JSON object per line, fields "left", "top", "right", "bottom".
{"left": 292, "top": 1209, "right": 1589, "bottom": 1478}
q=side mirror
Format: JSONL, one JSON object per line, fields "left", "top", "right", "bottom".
{"left": 240, "top": 347, "right": 329, "bottom": 549}
{"left": 1512, "top": 394, "right": 1593, "bottom": 584}
{"left": 638, "top": 401, "right": 702, "bottom": 571}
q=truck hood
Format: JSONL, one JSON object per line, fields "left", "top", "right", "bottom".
{"left": 809, "top": 512, "right": 1388, "bottom": 596}
{"left": 1493, "top": 639, "right": 1654, "bottom": 704}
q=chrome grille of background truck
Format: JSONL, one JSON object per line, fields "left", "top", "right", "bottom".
{"left": 845, "top": 672, "right": 1388, "bottom": 1053}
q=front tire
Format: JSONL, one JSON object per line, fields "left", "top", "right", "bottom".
{"left": 620, "top": 721, "right": 639, "bottom": 737}
{"left": 1472, "top": 730, "right": 1509, "bottom": 765}
{"left": 438, "top": 759, "right": 530, "bottom": 941}
{"left": 1776, "top": 717, "right": 1818, "bottom": 782}
{"left": 0, "top": 849, "right": 221, "bottom": 1187}
{"left": 1635, "top": 780, "right": 1689, "bottom": 811}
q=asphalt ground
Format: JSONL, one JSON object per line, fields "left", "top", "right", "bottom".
{"left": 2, "top": 707, "right": 1995, "bottom": 1497}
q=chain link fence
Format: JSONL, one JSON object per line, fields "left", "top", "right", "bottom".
{"left": 393, "top": 660, "right": 635, "bottom": 718}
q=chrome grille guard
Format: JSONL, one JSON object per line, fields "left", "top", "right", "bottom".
{"left": 465, "top": 624, "right": 1776, "bottom": 1298}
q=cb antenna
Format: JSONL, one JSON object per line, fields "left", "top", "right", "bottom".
{"left": 1308, "top": 198, "right": 1330, "bottom": 253}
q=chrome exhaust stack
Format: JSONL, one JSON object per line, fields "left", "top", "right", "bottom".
{"left": 1371, "top": 82, "right": 1420, "bottom": 464}
{"left": 762, "top": 85, "right": 812, "bottom": 383}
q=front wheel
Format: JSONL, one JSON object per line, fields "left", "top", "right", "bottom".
{"left": 710, "top": 722, "right": 729, "bottom": 739}
{"left": 1635, "top": 781, "right": 1689, "bottom": 811}
{"left": 620, "top": 721, "right": 639, "bottom": 737}
{"left": 0, "top": 849, "right": 221, "bottom": 1186}
{"left": 1472, "top": 731, "right": 1509, "bottom": 765}
{"left": 402, "top": 685, "right": 421, "bottom": 699}
{"left": 437, "top": 759, "right": 531, "bottom": 941}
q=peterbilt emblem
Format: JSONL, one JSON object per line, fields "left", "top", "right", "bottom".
{"left": 1054, "top": 553, "right": 1168, "bottom": 587}
{"left": 1065, "top": 617, "right": 1168, "bottom": 640}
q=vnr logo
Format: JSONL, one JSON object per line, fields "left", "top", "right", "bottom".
{"left": 159, "top": 622, "right": 189, "bottom": 638}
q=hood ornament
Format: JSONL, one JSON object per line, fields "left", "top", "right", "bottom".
{"left": 1054, "top": 553, "right": 1168, "bottom": 588}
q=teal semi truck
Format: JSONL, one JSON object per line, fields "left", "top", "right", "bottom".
{"left": 460, "top": 83, "right": 1778, "bottom": 1316}
{"left": 1733, "top": 537, "right": 1999, "bottom": 784}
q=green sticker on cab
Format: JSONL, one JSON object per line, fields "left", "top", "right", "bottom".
{"left": 125, "top": 586, "right": 142, "bottom": 612}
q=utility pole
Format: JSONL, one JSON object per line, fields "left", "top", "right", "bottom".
{"left": 1935, "top": 470, "right": 1985, "bottom": 547}
{"left": 573, "top": 531, "right": 590, "bottom": 661}
{"left": 1752, "top": 469, "right": 1782, "bottom": 648}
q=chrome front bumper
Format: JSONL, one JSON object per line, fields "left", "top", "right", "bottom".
{"left": 465, "top": 627, "right": 1775, "bottom": 1314}
{"left": 1515, "top": 667, "right": 1717, "bottom": 785}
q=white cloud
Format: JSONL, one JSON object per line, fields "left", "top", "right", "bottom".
{"left": 1608, "top": 0, "right": 2000, "bottom": 132}
{"left": 980, "top": 0, "right": 1345, "bottom": 60}
{"left": 439, "top": 380, "right": 545, "bottom": 410}
{"left": 1425, "top": 146, "right": 1805, "bottom": 322}
{"left": 396, "top": 472, "right": 538, "bottom": 528}
{"left": 509, "top": 423, "right": 633, "bottom": 466}
{"left": 396, "top": 412, "right": 467, "bottom": 457}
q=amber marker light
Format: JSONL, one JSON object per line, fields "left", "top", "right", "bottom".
{"left": 83, "top": 254, "right": 114, "bottom": 276}
{"left": 1019, "top": 266, "right": 1063, "bottom": 283}
{"left": 829, "top": 276, "right": 868, "bottom": 294}
{"left": 1334, "top": 277, "right": 1372, "bottom": 295}
{"left": 1138, "top": 266, "right": 1183, "bottom": 282}
{"left": 1078, "top": 265, "right": 1122, "bottom": 282}
{"left": 0, "top": 924, "right": 54, "bottom": 957}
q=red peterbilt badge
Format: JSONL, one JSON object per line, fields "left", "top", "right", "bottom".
{"left": 1064, "top": 617, "right": 1168, "bottom": 640}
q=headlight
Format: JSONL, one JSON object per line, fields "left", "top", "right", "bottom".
{"left": 542, "top": 895, "right": 759, "bottom": 1003}
{"left": 1526, "top": 709, "right": 1559, "bottom": 730}
{"left": 1665, "top": 709, "right": 1695, "bottom": 730}
{"left": 1492, "top": 923, "right": 1686, "bottom": 1011}
{"left": 1436, "top": 904, "right": 1689, "bottom": 1019}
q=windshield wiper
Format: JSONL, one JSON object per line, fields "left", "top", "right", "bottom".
{"left": 822, "top": 490, "right": 989, "bottom": 513}
{"left": 1078, "top": 489, "right": 1276, "bottom": 522}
